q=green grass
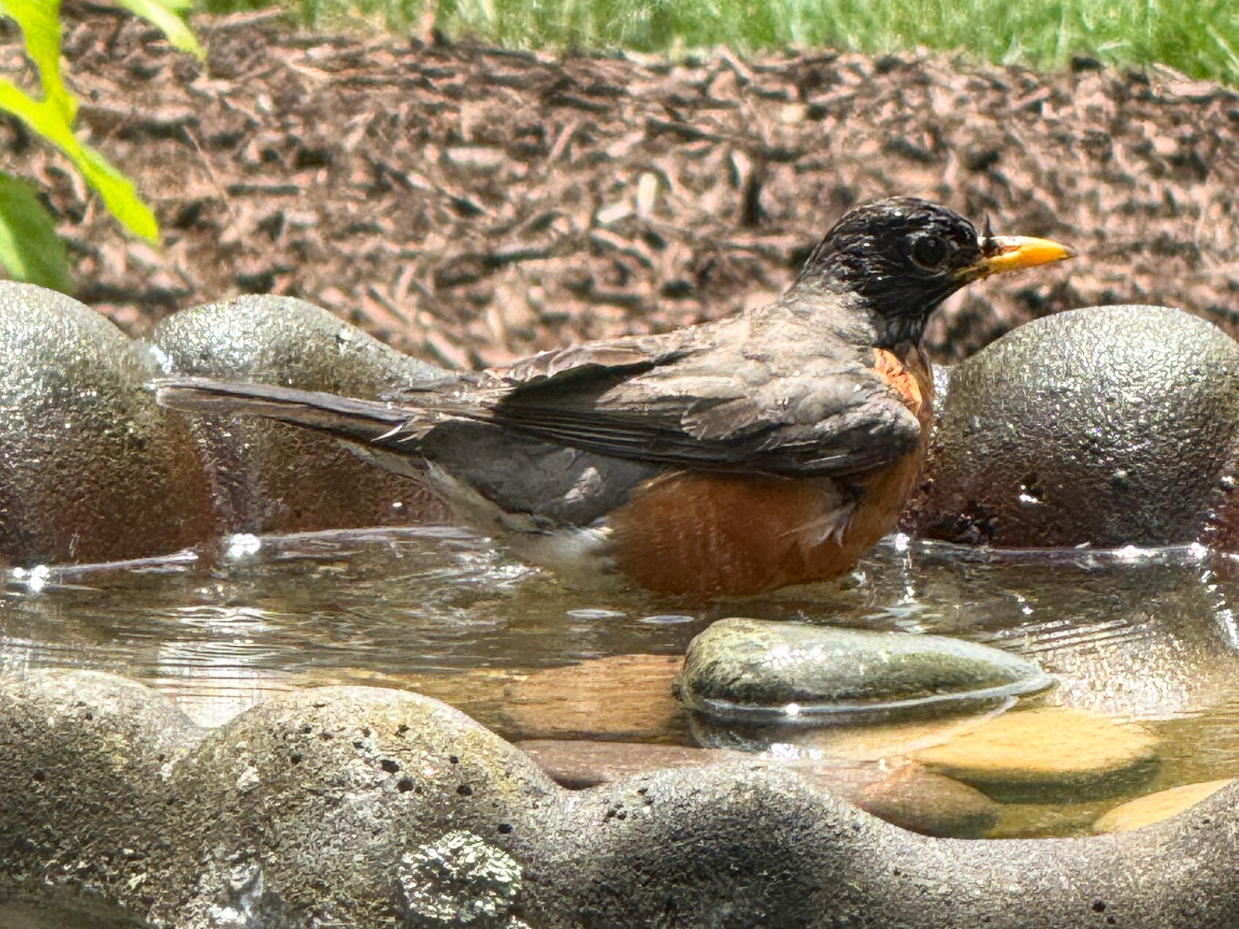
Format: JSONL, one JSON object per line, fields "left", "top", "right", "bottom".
{"left": 198, "top": 0, "right": 1239, "bottom": 87}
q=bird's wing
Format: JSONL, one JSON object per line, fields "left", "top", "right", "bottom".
{"left": 449, "top": 323, "right": 924, "bottom": 478}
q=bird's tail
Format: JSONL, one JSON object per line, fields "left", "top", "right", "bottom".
{"left": 153, "top": 377, "right": 426, "bottom": 446}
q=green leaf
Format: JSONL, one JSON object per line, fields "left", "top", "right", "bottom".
{"left": 2, "top": 0, "right": 75, "bottom": 122}
{"left": 0, "top": 79, "right": 159, "bottom": 241}
{"left": 0, "top": 171, "right": 72, "bottom": 292}
{"left": 110, "top": 0, "right": 204, "bottom": 59}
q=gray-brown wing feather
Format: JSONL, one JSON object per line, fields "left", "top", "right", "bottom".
{"left": 471, "top": 324, "right": 921, "bottom": 478}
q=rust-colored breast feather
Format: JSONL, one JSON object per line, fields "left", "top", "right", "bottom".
{"left": 608, "top": 347, "right": 934, "bottom": 596}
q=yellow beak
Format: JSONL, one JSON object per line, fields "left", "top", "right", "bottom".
{"left": 961, "top": 235, "right": 1076, "bottom": 281}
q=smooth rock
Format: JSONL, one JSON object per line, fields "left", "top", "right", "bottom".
{"left": 153, "top": 295, "right": 451, "bottom": 533}
{"left": 914, "top": 707, "right": 1160, "bottom": 802}
{"left": 500, "top": 654, "right": 688, "bottom": 743}
{"left": 1094, "top": 778, "right": 1236, "bottom": 833}
{"left": 905, "top": 305, "right": 1239, "bottom": 548}
{"left": 678, "top": 617, "right": 1052, "bottom": 723}
{"left": 0, "top": 282, "right": 218, "bottom": 563}
{"left": 856, "top": 762, "right": 1001, "bottom": 838}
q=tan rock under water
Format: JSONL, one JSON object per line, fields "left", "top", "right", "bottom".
{"left": 500, "top": 654, "right": 688, "bottom": 743}
{"left": 856, "top": 762, "right": 1001, "bottom": 838}
{"left": 913, "top": 707, "right": 1160, "bottom": 802}
{"left": 1093, "top": 778, "right": 1236, "bottom": 833}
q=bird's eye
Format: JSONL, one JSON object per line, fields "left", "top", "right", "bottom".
{"left": 910, "top": 234, "right": 949, "bottom": 269}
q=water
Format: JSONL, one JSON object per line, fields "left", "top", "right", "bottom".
{"left": 3, "top": 526, "right": 1239, "bottom": 837}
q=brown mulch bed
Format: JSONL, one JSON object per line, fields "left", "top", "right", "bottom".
{"left": 3, "top": 6, "right": 1239, "bottom": 367}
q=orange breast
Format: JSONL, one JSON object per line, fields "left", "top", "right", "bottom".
{"left": 607, "top": 346, "right": 934, "bottom": 596}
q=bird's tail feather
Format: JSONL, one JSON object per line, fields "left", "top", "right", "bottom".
{"left": 153, "top": 377, "right": 425, "bottom": 446}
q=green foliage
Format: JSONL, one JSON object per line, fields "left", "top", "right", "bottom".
{"left": 0, "top": 0, "right": 200, "bottom": 290}
{"left": 0, "top": 172, "right": 71, "bottom": 292}
{"left": 199, "top": 0, "right": 1239, "bottom": 87}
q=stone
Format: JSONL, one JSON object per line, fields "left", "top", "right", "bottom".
{"left": 0, "top": 281, "right": 218, "bottom": 564}
{"left": 516, "top": 739, "right": 742, "bottom": 788}
{"left": 153, "top": 295, "right": 451, "bottom": 533}
{"left": 856, "top": 762, "right": 1001, "bottom": 838}
{"left": 1093, "top": 778, "right": 1236, "bottom": 833}
{"left": 5, "top": 672, "right": 1239, "bottom": 927}
{"left": 516, "top": 738, "right": 996, "bottom": 838}
{"left": 0, "top": 669, "right": 203, "bottom": 909}
{"left": 500, "top": 654, "right": 688, "bottom": 742}
{"left": 154, "top": 684, "right": 558, "bottom": 928}
{"left": 527, "top": 763, "right": 1239, "bottom": 928}
{"left": 914, "top": 707, "right": 1160, "bottom": 802}
{"left": 398, "top": 830, "right": 528, "bottom": 928}
{"left": 905, "top": 305, "right": 1239, "bottom": 548}
{"left": 678, "top": 617, "right": 1052, "bottom": 724}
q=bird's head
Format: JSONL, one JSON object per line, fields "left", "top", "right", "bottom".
{"left": 794, "top": 197, "right": 1075, "bottom": 346}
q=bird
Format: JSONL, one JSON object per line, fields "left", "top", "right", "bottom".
{"left": 156, "top": 198, "right": 1074, "bottom": 597}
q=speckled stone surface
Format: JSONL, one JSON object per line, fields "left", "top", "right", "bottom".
{"left": 153, "top": 294, "right": 452, "bottom": 533}
{"left": 906, "top": 305, "right": 1239, "bottom": 548}
{"left": 2, "top": 671, "right": 1239, "bottom": 928}
{"left": 0, "top": 282, "right": 217, "bottom": 564}
{"left": 678, "top": 617, "right": 1052, "bottom": 723}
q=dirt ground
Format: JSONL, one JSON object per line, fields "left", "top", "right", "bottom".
{"left": 3, "top": 6, "right": 1239, "bottom": 368}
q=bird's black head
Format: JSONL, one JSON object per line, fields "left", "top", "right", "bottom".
{"left": 794, "top": 197, "right": 1073, "bottom": 347}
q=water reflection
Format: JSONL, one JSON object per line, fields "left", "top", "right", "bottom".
{"left": 2, "top": 527, "right": 1239, "bottom": 833}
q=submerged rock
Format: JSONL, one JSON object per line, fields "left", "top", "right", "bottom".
{"left": 501, "top": 654, "right": 688, "bottom": 743}
{"left": 153, "top": 295, "right": 451, "bottom": 533}
{"left": 907, "top": 305, "right": 1239, "bottom": 548}
{"left": 678, "top": 617, "right": 1052, "bottom": 724}
{"left": 0, "top": 282, "right": 218, "bottom": 564}
{"left": 1093, "top": 778, "right": 1235, "bottom": 833}
{"left": 914, "top": 706, "right": 1160, "bottom": 802}
{"left": 856, "top": 762, "right": 1001, "bottom": 838}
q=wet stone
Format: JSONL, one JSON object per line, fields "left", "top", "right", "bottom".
{"left": 906, "top": 305, "right": 1239, "bottom": 549}
{"left": 678, "top": 617, "right": 1052, "bottom": 724}
{"left": 914, "top": 707, "right": 1161, "bottom": 802}
{"left": 153, "top": 294, "right": 452, "bottom": 534}
{"left": 855, "top": 762, "right": 1001, "bottom": 838}
{"left": 0, "top": 282, "right": 217, "bottom": 564}
{"left": 1093, "top": 778, "right": 1236, "bottom": 833}
{"left": 500, "top": 654, "right": 688, "bottom": 743}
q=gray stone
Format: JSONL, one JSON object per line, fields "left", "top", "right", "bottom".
{"left": 5, "top": 671, "right": 1239, "bottom": 928}
{"left": 527, "top": 763, "right": 1239, "bottom": 928}
{"left": 678, "top": 617, "right": 1052, "bottom": 723}
{"left": 0, "top": 281, "right": 217, "bottom": 564}
{"left": 0, "top": 669, "right": 203, "bottom": 912}
{"left": 906, "top": 305, "right": 1239, "bottom": 548}
{"left": 515, "top": 739, "right": 744, "bottom": 788}
{"left": 153, "top": 295, "right": 452, "bottom": 533}
{"left": 153, "top": 684, "right": 558, "bottom": 928}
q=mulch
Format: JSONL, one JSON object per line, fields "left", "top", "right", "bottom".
{"left": 3, "top": 5, "right": 1239, "bottom": 367}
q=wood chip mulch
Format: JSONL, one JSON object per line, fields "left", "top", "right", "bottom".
{"left": 3, "top": 6, "right": 1239, "bottom": 367}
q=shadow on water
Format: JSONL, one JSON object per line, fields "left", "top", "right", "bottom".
{"left": 4, "top": 526, "right": 1239, "bottom": 837}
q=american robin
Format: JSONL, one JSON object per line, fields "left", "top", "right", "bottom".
{"left": 156, "top": 198, "right": 1073, "bottom": 596}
